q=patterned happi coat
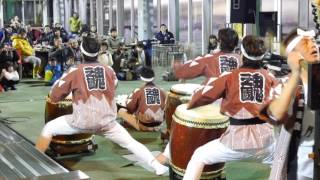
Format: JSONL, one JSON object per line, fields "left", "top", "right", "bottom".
{"left": 126, "top": 82, "right": 166, "bottom": 124}
{"left": 174, "top": 51, "right": 241, "bottom": 79}
{"left": 188, "top": 67, "right": 279, "bottom": 150}
{"left": 50, "top": 61, "right": 118, "bottom": 131}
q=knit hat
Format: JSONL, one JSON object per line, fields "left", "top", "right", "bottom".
{"left": 140, "top": 66, "right": 155, "bottom": 82}
{"left": 80, "top": 37, "right": 100, "bottom": 58}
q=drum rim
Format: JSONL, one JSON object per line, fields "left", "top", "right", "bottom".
{"left": 173, "top": 113, "right": 229, "bottom": 129}
{"left": 170, "top": 84, "right": 201, "bottom": 96}
{"left": 51, "top": 135, "right": 95, "bottom": 145}
{"left": 170, "top": 162, "right": 225, "bottom": 179}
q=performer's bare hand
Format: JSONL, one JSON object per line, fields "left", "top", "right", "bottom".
{"left": 287, "top": 51, "right": 303, "bottom": 74}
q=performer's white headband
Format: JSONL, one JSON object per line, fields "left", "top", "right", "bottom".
{"left": 285, "top": 28, "right": 316, "bottom": 54}
{"left": 80, "top": 43, "right": 99, "bottom": 57}
{"left": 140, "top": 76, "right": 154, "bottom": 82}
{"left": 240, "top": 44, "right": 265, "bottom": 61}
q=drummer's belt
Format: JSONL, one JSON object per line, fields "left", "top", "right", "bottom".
{"left": 139, "top": 121, "right": 162, "bottom": 127}
{"left": 229, "top": 117, "right": 266, "bottom": 125}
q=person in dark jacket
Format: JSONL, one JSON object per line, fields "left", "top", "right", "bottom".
{"left": 154, "top": 24, "right": 175, "bottom": 44}
{"left": 49, "top": 37, "right": 74, "bottom": 71}
{"left": 0, "top": 44, "right": 19, "bottom": 70}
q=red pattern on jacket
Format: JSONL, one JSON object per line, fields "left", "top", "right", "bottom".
{"left": 188, "top": 67, "right": 279, "bottom": 150}
{"left": 126, "top": 82, "right": 166, "bottom": 123}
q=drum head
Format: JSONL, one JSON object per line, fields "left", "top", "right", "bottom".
{"left": 173, "top": 103, "right": 229, "bottom": 129}
{"left": 170, "top": 83, "right": 201, "bottom": 95}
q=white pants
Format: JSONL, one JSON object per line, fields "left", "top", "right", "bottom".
{"left": 42, "top": 115, "right": 157, "bottom": 167}
{"left": 183, "top": 139, "right": 274, "bottom": 180}
{"left": 297, "top": 146, "right": 313, "bottom": 179}
{"left": 24, "top": 56, "right": 41, "bottom": 65}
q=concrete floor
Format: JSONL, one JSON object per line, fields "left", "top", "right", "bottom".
{"left": 0, "top": 67, "right": 270, "bottom": 180}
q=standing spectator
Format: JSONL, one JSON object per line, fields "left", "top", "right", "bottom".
{"left": 11, "top": 28, "right": 41, "bottom": 78}
{"left": 69, "top": 12, "right": 82, "bottom": 35}
{"left": 155, "top": 24, "right": 175, "bottom": 44}
{"left": 208, "top": 34, "right": 218, "bottom": 54}
{"left": 107, "top": 27, "right": 122, "bottom": 53}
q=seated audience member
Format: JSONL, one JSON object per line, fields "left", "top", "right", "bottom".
{"left": 69, "top": 39, "right": 82, "bottom": 64}
{"left": 25, "top": 25, "right": 36, "bottom": 45}
{"left": 44, "top": 58, "right": 62, "bottom": 86}
{"left": 0, "top": 26, "right": 13, "bottom": 46}
{"left": 10, "top": 16, "right": 21, "bottom": 31}
{"left": 10, "top": 17, "right": 21, "bottom": 33}
{"left": 54, "top": 23, "right": 68, "bottom": 39}
{"left": 131, "top": 42, "right": 146, "bottom": 67}
{"left": 63, "top": 55, "right": 76, "bottom": 72}
{"left": 98, "top": 41, "right": 113, "bottom": 66}
{"left": 107, "top": 27, "right": 122, "bottom": 53}
{"left": 39, "top": 25, "right": 54, "bottom": 45}
{"left": 118, "top": 67, "right": 166, "bottom": 131}
{"left": 52, "top": 29, "right": 68, "bottom": 45}
{"left": 11, "top": 28, "right": 42, "bottom": 78}
{"left": 49, "top": 37, "right": 74, "bottom": 71}
{"left": 112, "top": 42, "right": 129, "bottom": 74}
{"left": 0, "top": 62, "right": 19, "bottom": 91}
{"left": 208, "top": 34, "right": 218, "bottom": 54}
{"left": 89, "top": 25, "right": 98, "bottom": 38}
{"left": 155, "top": 24, "right": 175, "bottom": 44}
{"left": 78, "top": 25, "right": 90, "bottom": 41}
{"left": 0, "top": 44, "right": 19, "bottom": 70}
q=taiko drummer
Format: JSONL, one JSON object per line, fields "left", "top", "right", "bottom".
{"left": 174, "top": 28, "right": 241, "bottom": 80}
{"left": 35, "top": 37, "right": 168, "bottom": 176}
{"left": 182, "top": 35, "right": 279, "bottom": 180}
{"left": 118, "top": 67, "right": 166, "bottom": 131}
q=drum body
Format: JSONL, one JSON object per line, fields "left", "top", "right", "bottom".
{"left": 170, "top": 103, "right": 229, "bottom": 180}
{"left": 164, "top": 83, "right": 201, "bottom": 132}
{"left": 45, "top": 97, "right": 97, "bottom": 156}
